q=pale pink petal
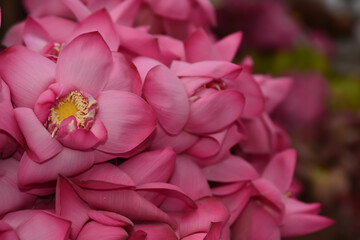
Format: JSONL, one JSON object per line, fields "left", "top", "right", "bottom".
{"left": 231, "top": 201, "right": 281, "bottom": 240}
{"left": 119, "top": 148, "right": 175, "bottom": 185}
{"left": 186, "top": 90, "right": 244, "bottom": 134}
{"left": 176, "top": 61, "right": 241, "bottom": 79}
{"left": 284, "top": 198, "right": 321, "bottom": 215}
{"left": 262, "top": 149, "right": 296, "bottom": 193}
{"left": 33, "top": 88, "right": 57, "bottom": 123}
{"left": 104, "top": 52, "right": 142, "bottom": 95}
{"left": 281, "top": 213, "right": 334, "bottom": 237}
{"left": 69, "top": 10, "right": 119, "bottom": 51}
{"left": 75, "top": 163, "right": 135, "bottom": 187}
{"left": 37, "top": 16, "right": 77, "bottom": 43}
{"left": 77, "top": 221, "right": 128, "bottom": 240}
{"left": 149, "top": 125, "right": 199, "bottom": 153}
{"left": 0, "top": 159, "right": 36, "bottom": 216}
{"left": 185, "top": 28, "right": 218, "bottom": 62}
{"left": 56, "top": 176, "right": 90, "bottom": 239}
{"left": 14, "top": 107, "right": 63, "bottom": 163}
{"left": 96, "top": 90, "right": 156, "bottom": 154}
{"left": 0, "top": 45, "right": 55, "bottom": 108}
{"left": 23, "top": 17, "right": 52, "bottom": 52}
{"left": 215, "top": 32, "right": 242, "bottom": 62}
{"left": 74, "top": 187, "right": 177, "bottom": 229}
{"left": 18, "top": 148, "right": 95, "bottom": 187}
{"left": 144, "top": 65, "right": 189, "bottom": 134}
{"left": 2, "top": 22, "right": 24, "bottom": 47}
{"left": 56, "top": 32, "right": 112, "bottom": 97}
{"left": 202, "top": 155, "right": 258, "bottom": 182}
{"left": 177, "top": 197, "right": 230, "bottom": 238}
{"left": 132, "top": 56, "right": 163, "bottom": 82}
{"left": 134, "top": 224, "right": 178, "bottom": 240}
{"left": 182, "top": 233, "right": 207, "bottom": 240}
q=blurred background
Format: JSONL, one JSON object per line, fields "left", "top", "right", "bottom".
{"left": 0, "top": 0, "right": 359, "bottom": 239}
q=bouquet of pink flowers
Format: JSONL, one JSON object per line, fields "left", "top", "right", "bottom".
{"left": 0, "top": 0, "right": 333, "bottom": 239}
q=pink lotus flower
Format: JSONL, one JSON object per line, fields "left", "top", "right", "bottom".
{"left": 0, "top": 32, "right": 156, "bottom": 192}
{"left": 0, "top": 209, "right": 71, "bottom": 240}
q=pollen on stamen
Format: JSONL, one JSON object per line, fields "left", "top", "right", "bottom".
{"left": 45, "top": 90, "right": 97, "bottom": 137}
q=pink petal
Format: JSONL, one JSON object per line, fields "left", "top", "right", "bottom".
{"left": 195, "top": 0, "right": 216, "bottom": 25}
{"left": 211, "top": 182, "right": 245, "bottom": 196}
{"left": 281, "top": 213, "right": 334, "bottom": 237}
{"left": 75, "top": 163, "right": 135, "bottom": 187}
{"left": 2, "top": 22, "right": 24, "bottom": 47}
{"left": 56, "top": 176, "right": 90, "bottom": 239}
{"left": 149, "top": 125, "right": 199, "bottom": 153}
{"left": 104, "top": 52, "right": 142, "bottom": 95}
{"left": 186, "top": 130, "right": 227, "bottom": 158}
{"left": 262, "top": 149, "right": 296, "bottom": 193}
{"left": 157, "top": 35, "right": 185, "bottom": 64}
{"left": 69, "top": 10, "right": 119, "bottom": 51}
{"left": 88, "top": 210, "right": 133, "bottom": 229}
{"left": 177, "top": 197, "right": 230, "bottom": 238}
{"left": 176, "top": 61, "right": 242, "bottom": 79}
{"left": 204, "top": 222, "right": 224, "bottom": 240}
{"left": 136, "top": 182, "right": 197, "bottom": 209}
{"left": 74, "top": 187, "right": 177, "bottom": 229}
{"left": 284, "top": 198, "right": 321, "bottom": 215}
{"left": 23, "top": 17, "right": 52, "bottom": 52}
{"left": 77, "top": 221, "right": 128, "bottom": 240}
{"left": 0, "top": 221, "right": 20, "bottom": 240}
{"left": 0, "top": 159, "right": 36, "bottom": 216}
{"left": 241, "top": 117, "right": 271, "bottom": 154}
{"left": 202, "top": 155, "right": 258, "bottom": 183}
{"left": 96, "top": 90, "right": 156, "bottom": 154}
{"left": 37, "top": 16, "right": 77, "bottom": 43}
{"left": 62, "top": 0, "right": 91, "bottom": 20}
{"left": 0, "top": 45, "right": 55, "bottom": 108}
{"left": 132, "top": 56, "right": 163, "bottom": 82}
{"left": 185, "top": 28, "right": 218, "bottom": 62}
{"left": 144, "top": 65, "right": 189, "bottom": 134}
{"left": 215, "top": 32, "right": 242, "bottom": 62}
{"left": 119, "top": 148, "right": 175, "bottom": 185}
{"left": 134, "top": 224, "right": 178, "bottom": 240}
{"left": 14, "top": 107, "right": 63, "bottom": 163}
{"left": 231, "top": 201, "right": 281, "bottom": 240}
{"left": 110, "top": 0, "right": 141, "bottom": 25}
{"left": 147, "top": 0, "right": 191, "bottom": 20}
{"left": 56, "top": 32, "right": 112, "bottom": 97}
{"left": 18, "top": 148, "right": 95, "bottom": 187}
{"left": 186, "top": 90, "right": 245, "bottom": 134}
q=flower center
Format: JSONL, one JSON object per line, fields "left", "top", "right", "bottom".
{"left": 45, "top": 90, "right": 97, "bottom": 137}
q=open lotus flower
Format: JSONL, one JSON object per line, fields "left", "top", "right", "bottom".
{"left": 0, "top": 32, "right": 156, "bottom": 192}
{"left": 0, "top": 209, "right": 71, "bottom": 240}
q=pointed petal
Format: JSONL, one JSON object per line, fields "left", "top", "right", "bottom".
{"left": 215, "top": 32, "right": 242, "bottom": 62}
{"left": 77, "top": 221, "right": 128, "bottom": 240}
{"left": 37, "top": 16, "right": 77, "bottom": 43}
{"left": 18, "top": 148, "right": 95, "bottom": 187}
{"left": 119, "top": 148, "right": 175, "bottom": 185}
{"left": 186, "top": 90, "right": 244, "bottom": 134}
{"left": 147, "top": 0, "right": 191, "bottom": 19}
{"left": 110, "top": 0, "right": 141, "bottom": 25}
{"left": 185, "top": 29, "right": 218, "bottom": 62}
{"left": 202, "top": 155, "right": 258, "bottom": 182}
{"left": 176, "top": 61, "right": 241, "bottom": 79}
{"left": 56, "top": 32, "right": 112, "bottom": 97}
{"left": 96, "top": 90, "right": 156, "bottom": 154}
{"left": 62, "top": 0, "right": 91, "bottom": 20}
{"left": 0, "top": 45, "right": 55, "bottom": 108}
{"left": 144, "top": 65, "right": 189, "bottom": 134}
{"left": 14, "top": 107, "right": 63, "bottom": 163}
{"left": 23, "top": 17, "right": 51, "bottom": 52}
{"left": 262, "top": 149, "right": 296, "bottom": 193}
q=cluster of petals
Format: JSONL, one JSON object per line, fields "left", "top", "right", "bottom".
{"left": 0, "top": 1, "right": 334, "bottom": 239}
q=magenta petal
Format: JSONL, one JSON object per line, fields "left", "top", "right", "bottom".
{"left": 284, "top": 198, "right": 321, "bottom": 215}
{"left": 69, "top": 10, "right": 119, "bottom": 51}
{"left": 262, "top": 149, "right": 296, "bottom": 193}
{"left": 136, "top": 182, "right": 197, "bottom": 209}
{"left": 110, "top": 0, "right": 141, "bottom": 25}
{"left": 18, "top": 148, "right": 95, "bottom": 187}
{"left": 176, "top": 61, "right": 241, "bottom": 79}
{"left": 119, "top": 148, "right": 175, "bottom": 185}
{"left": 56, "top": 32, "right": 112, "bottom": 97}
{"left": 15, "top": 107, "right": 63, "bottom": 163}
{"left": 23, "top": 17, "right": 51, "bottom": 52}
{"left": 177, "top": 197, "right": 230, "bottom": 238}
{"left": 231, "top": 201, "right": 281, "bottom": 240}
{"left": 2, "top": 22, "right": 24, "bottom": 47}
{"left": 0, "top": 45, "right": 55, "bottom": 108}
{"left": 185, "top": 29, "right": 218, "bottom": 62}
{"left": 0, "top": 159, "right": 36, "bottom": 216}
{"left": 62, "top": 0, "right": 91, "bottom": 20}
{"left": 75, "top": 188, "right": 177, "bottom": 229}
{"left": 202, "top": 155, "right": 258, "bottom": 182}
{"left": 134, "top": 224, "right": 178, "bottom": 240}
{"left": 77, "top": 221, "right": 128, "bottom": 240}
{"left": 96, "top": 90, "right": 156, "bottom": 154}
{"left": 144, "top": 65, "right": 190, "bottom": 134}
{"left": 56, "top": 176, "right": 90, "bottom": 239}
{"left": 215, "top": 32, "right": 242, "bottom": 62}
{"left": 148, "top": 0, "right": 191, "bottom": 19}
{"left": 88, "top": 210, "right": 133, "bottom": 229}
{"left": 186, "top": 130, "right": 227, "bottom": 158}
{"left": 186, "top": 90, "right": 244, "bottom": 134}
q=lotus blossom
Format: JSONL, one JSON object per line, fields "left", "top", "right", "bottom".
{"left": 0, "top": 32, "right": 156, "bottom": 191}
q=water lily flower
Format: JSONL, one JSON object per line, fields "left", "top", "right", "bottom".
{"left": 0, "top": 32, "right": 156, "bottom": 191}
